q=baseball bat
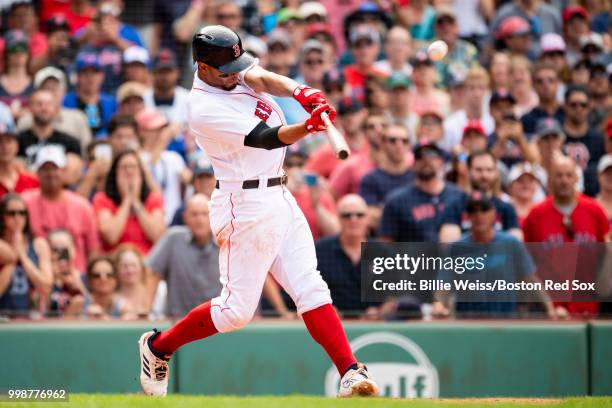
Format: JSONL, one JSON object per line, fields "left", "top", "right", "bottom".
{"left": 320, "top": 111, "right": 350, "bottom": 160}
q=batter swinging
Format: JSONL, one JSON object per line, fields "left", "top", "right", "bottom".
{"left": 138, "top": 25, "right": 379, "bottom": 398}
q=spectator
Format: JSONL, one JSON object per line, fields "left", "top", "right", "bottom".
{"left": 116, "top": 81, "right": 146, "bottom": 117}
{"left": 521, "top": 63, "right": 564, "bottom": 138}
{"left": 509, "top": 55, "right": 538, "bottom": 118}
{"left": 539, "top": 33, "right": 568, "bottom": 85}
{"left": 596, "top": 155, "right": 612, "bottom": 239}
{"left": 415, "top": 109, "right": 445, "bottom": 148}
{"left": 380, "top": 142, "right": 463, "bottom": 242}
{"left": 454, "top": 0, "right": 494, "bottom": 47}
{"left": 523, "top": 155, "right": 609, "bottom": 318}
{"left": 363, "top": 75, "right": 390, "bottom": 112}
{"left": 321, "top": 68, "right": 346, "bottom": 110}
{"left": 586, "top": 62, "right": 608, "bottom": 130}
{"left": 285, "top": 150, "right": 339, "bottom": 240}
{"left": 316, "top": 194, "right": 390, "bottom": 318}
{"left": 577, "top": 32, "right": 607, "bottom": 69}
{"left": 136, "top": 108, "right": 189, "bottom": 224}
{"left": 507, "top": 162, "right": 547, "bottom": 226}
{"left": 373, "top": 26, "right": 412, "bottom": 77}
{"left": 433, "top": 191, "right": 555, "bottom": 319}
{"left": 265, "top": 30, "right": 293, "bottom": 77}
{"left": 409, "top": 51, "right": 449, "bottom": 117}
{"left": 115, "top": 245, "right": 149, "bottom": 318}
{"left": 17, "top": 89, "right": 83, "bottom": 185}
{"left": 23, "top": 145, "right": 99, "bottom": 272}
{"left": 45, "top": 229, "right": 87, "bottom": 316}
{"left": 489, "top": 52, "right": 512, "bottom": 93}
{"left": 386, "top": 72, "right": 419, "bottom": 137}
{"left": 63, "top": 52, "right": 117, "bottom": 138}
{"left": 18, "top": 67, "right": 93, "bottom": 154}
{"left": 0, "top": 30, "right": 34, "bottom": 120}
{"left": 0, "top": 118, "right": 38, "bottom": 198}
{"left": 396, "top": 0, "right": 435, "bottom": 43}
{"left": 85, "top": 255, "right": 133, "bottom": 319}
{"left": 75, "top": 139, "right": 112, "bottom": 199}
{"left": 562, "top": 85, "right": 605, "bottom": 196}
{"left": 92, "top": 149, "right": 165, "bottom": 254}
{"left": 343, "top": 25, "right": 385, "bottom": 102}
{"left": 41, "top": 0, "right": 96, "bottom": 35}
{"left": 439, "top": 150, "right": 522, "bottom": 242}
{"left": 446, "top": 72, "right": 467, "bottom": 114}
{"left": 0, "top": 193, "right": 53, "bottom": 317}
{"left": 490, "top": 0, "right": 562, "bottom": 46}
{"left": 171, "top": 159, "right": 216, "bottom": 226}
{"left": 306, "top": 97, "right": 368, "bottom": 179}
{"left": 569, "top": 58, "right": 591, "bottom": 86}
{"left": 442, "top": 65, "right": 494, "bottom": 152}
{"left": 562, "top": 5, "right": 591, "bottom": 66}
{"left": 146, "top": 194, "right": 221, "bottom": 318}
{"left": 31, "top": 15, "right": 76, "bottom": 74}
{"left": 495, "top": 16, "right": 534, "bottom": 59}
{"left": 4, "top": 1, "right": 48, "bottom": 71}
{"left": 122, "top": 46, "right": 151, "bottom": 86}
{"left": 360, "top": 124, "right": 414, "bottom": 231}
{"left": 433, "top": 7, "right": 479, "bottom": 89}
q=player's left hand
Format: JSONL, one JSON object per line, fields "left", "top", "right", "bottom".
{"left": 293, "top": 85, "right": 327, "bottom": 113}
{"left": 305, "top": 104, "right": 336, "bottom": 133}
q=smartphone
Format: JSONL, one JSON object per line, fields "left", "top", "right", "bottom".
{"left": 94, "top": 143, "right": 112, "bottom": 161}
{"left": 304, "top": 173, "right": 318, "bottom": 187}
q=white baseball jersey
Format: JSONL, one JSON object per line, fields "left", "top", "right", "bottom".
{"left": 187, "top": 62, "right": 287, "bottom": 181}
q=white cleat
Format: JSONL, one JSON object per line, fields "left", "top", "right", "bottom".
{"left": 338, "top": 363, "right": 380, "bottom": 397}
{"left": 138, "top": 330, "right": 171, "bottom": 396}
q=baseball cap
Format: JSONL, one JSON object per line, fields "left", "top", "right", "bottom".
{"left": 386, "top": 72, "right": 411, "bottom": 90}
{"left": 98, "top": 2, "right": 121, "bottom": 17}
{"left": 435, "top": 6, "right": 456, "bottom": 23}
{"left": 4, "top": 30, "right": 28, "bottom": 52}
{"left": 580, "top": 33, "right": 604, "bottom": 52}
{"left": 540, "top": 33, "right": 566, "bottom": 53}
{"left": 153, "top": 48, "right": 178, "bottom": 70}
{"left": 75, "top": 52, "right": 102, "bottom": 72}
{"left": 465, "top": 190, "right": 494, "bottom": 213}
{"left": 33, "top": 66, "right": 67, "bottom": 90}
{"left": 34, "top": 145, "right": 67, "bottom": 170}
{"left": 463, "top": 119, "right": 486, "bottom": 137}
{"left": 300, "top": 39, "right": 324, "bottom": 55}
{"left": 306, "top": 22, "right": 334, "bottom": 40}
{"left": 419, "top": 108, "right": 444, "bottom": 121}
{"left": 337, "top": 96, "right": 364, "bottom": 115}
{"left": 598, "top": 155, "right": 612, "bottom": 174}
{"left": 46, "top": 14, "right": 70, "bottom": 33}
{"left": 535, "top": 117, "right": 565, "bottom": 140}
{"left": 490, "top": 89, "right": 516, "bottom": 105}
{"left": 277, "top": 8, "right": 301, "bottom": 24}
{"left": 116, "top": 81, "right": 146, "bottom": 104}
{"left": 267, "top": 29, "right": 291, "bottom": 49}
{"left": 123, "top": 46, "right": 150, "bottom": 67}
{"left": 496, "top": 16, "right": 531, "bottom": 39}
{"left": 413, "top": 139, "right": 443, "bottom": 160}
{"left": 349, "top": 25, "right": 381, "bottom": 46}
{"left": 135, "top": 108, "right": 168, "bottom": 131}
{"left": 322, "top": 69, "right": 344, "bottom": 90}
{"left": 193, "top": 156, "right": 215, "bottom": 177}
{"left": 448, "top": 70, "right": 467, "bottom": 88}
{"left": 299, "top": 1, "right": 327, "bottom": 20}
{"left": 563, "top": 5, "right": 589, "bottom": 24}
{"left": 508, "top": 162, "right": 547, "bottom": 186}
{"left": 242, "top": 37, "right": 268, "bottom": 59}
{"left": 410, "top": 50, "right": 433, "bottom": 67}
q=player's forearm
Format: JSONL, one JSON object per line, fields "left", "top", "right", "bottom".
{"left": 245, "top": 65, "right": 299, "bottom": 97}
{"left": 278, "top": 123, "right": 311, "bottom": 145}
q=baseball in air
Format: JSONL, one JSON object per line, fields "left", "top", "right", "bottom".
{"left": 427, "top": 40, "right": 448, "bottom": 61}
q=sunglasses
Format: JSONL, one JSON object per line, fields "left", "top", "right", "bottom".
{"left": 6, "top": 44, "right": 28, "bottom": 53}
{"left": 384, "top": 136, "right": 409, "bottom": 145}
{"left": 466, "top": 204, "right": 493, "bottom": 214}
{"left": 535, "top": 77, "right": 557, "bottom": 85}
{"left": 91, "top": 271, "right": 115, "bottom": 279}
{"left": 436, "top": 17, "right": 455, "bottom": 26}
{"left": 543, "top": 51, "right": 565, "bottom": 57}
{"left": 304, "top": 59, "right": 324, "bottom": 66}
{"left": 217, "top": 13, "right": 239, "bottom": 20}
{"left": 568, "top": 101, "right": 588, "bottom": 109}
{"left": 285, "top": 161, "right": 305, "bottom": 168}
{"left": 4, "top": 209, "right": 27, "bottom": 217}
{"left": 353, "top": 40, "right": 374, "bottom": 49}
{"left": 340, "top": 212, "right": 366, "bottom": 219}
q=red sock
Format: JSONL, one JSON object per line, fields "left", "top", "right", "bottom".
{"left": 302, "top": 304, "right": 357, "bottom": 375}
{"left": 151, "top": 301, "right": 218, "bottom": 355}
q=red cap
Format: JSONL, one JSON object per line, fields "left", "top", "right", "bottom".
{"left": 306, "top": 22, "right": 333, "bottom": 38}
{"left": 496, "top": 16, "right": 531, "bottom": 39}
{"left": 463, "top": 119, "right": 486, "bottom": 137}
{"left": 563, "top": 5, "right": 589, "bottom": 24}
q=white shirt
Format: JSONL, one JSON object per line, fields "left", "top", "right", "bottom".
{"left": 141, "top": 150, "right": 186, "bottom": 224}
{"left": 442, "top": 110, "right": 495, "bottom": 152}
{"left": 188, "top": 63, "right": 287, "bottom": 181}
{"left": 144, "top": 86, "right": 190, "bottom": 125}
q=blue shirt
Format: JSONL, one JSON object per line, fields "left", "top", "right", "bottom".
{"left": 64, "top": 92, "right": 117, "bottom": 138}
{"left": 440, "top": 193, "right": 519, "bottom": 234}
{"left": 0, "top": 242, "right": 38, "bottom": 316}
{"left": 359, "top": 168, "right": 415, "bottom": 206}
{"left": 380, "top": 182, "right": 464, "bottom": 242}
{"left": 520, "top": 106, "right": 565, "bottom": 139}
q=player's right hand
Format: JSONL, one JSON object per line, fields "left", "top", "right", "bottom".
{"left": 305, "top": 104, "right": 336, "bottom": 133}
{"left": 293, "top": 85, "right": 327, "bottom": 113}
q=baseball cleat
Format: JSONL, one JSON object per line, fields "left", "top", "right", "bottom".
{"left": 338, "top": 362, "right": 380, "bottom": 397}
{"left": 138, "top": 330, "right": 171, "bottom": 396}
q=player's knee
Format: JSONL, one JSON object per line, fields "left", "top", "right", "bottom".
{"left": 294, "top": 279, "right": 332, "bottom": 314}
{"left": 221, "top": 308, "right": 254, "bottom": 332}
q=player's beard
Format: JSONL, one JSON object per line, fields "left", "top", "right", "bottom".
{"left": 221, "top": 83, "right": 238, "bottom": 91}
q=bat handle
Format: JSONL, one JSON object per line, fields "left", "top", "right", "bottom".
{"left": 320, "top": 111, "right": 332, "bottom": 126}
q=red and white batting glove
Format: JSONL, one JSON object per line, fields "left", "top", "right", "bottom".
{"left": 305, "top": 104, "right": 336, "bottom": 133}
{"left": 293, "top": 85, "right": 327, "bottom": 114}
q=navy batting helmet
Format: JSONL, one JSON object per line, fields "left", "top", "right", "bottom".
{"left": 192, "top": 25, "right": 254, "bottom": 74}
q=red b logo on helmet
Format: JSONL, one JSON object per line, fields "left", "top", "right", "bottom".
{"left": 233, "top": 44, "right": 240, "bottom": 58}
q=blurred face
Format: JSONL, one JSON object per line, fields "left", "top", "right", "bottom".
{"left": 89, "top": 260, "right": 117, "bottom": 296}
{"left": 464, "top": 78, "right": 488, "bottom": 109}
{"left": 9, "top": 5, "right": 36, "bottom": 32}
{"left": 351, "top": 37, "right": 379, "bottom": 67}
{"left": 300, "top": 50, "right": 326, "bottom": 84}
{"left": 123, "top": 63, "right": 149, "bottom": 84}
{"left": 566, "top": 16, "right": 590, "bottom": 39}
{"left": 49, "top": 231, "right": 75, "bottom": 266}
{"left": 366, "top": 82, "right": 389, "bottom": 110}
{"left": 78, "top": 68, "right": 104, "bottom": 93}
{"left": 338, "top": 108, "right": 367, "bottom": 135}
{"left": 462, "top": 131, "right": 487, "bottom": 153}
{"left": 435, "top": 16, "right": 458, "bottom": 44}
{"left": 337, "top": 197, "right": 368, "bottom": 240}
{"left": 390, "top": 86, "right": 410, "bottom": 109}
{"left": 153, "top": 67, "right": 179, "bottom": 92}
{"left": 490, "top": 53, "right": 511, "bottom": 88}
{"left": 30, "top": 91, "right": 58, "bottom": 125}
{"left": 198, "top": 63, "right": 239, "bottom": 91}
{"left": 109, "top": 125, "right": 139, "bottom": 155}
{"left": 412, "top": 64, "right": 435, "bottom": 87}
{"left": 414, "top": 149, "right": 443, "bottom": 181}
{"left": 2, "top": 197, "right": 27, "bottom": 235}
{"left": 510, "top": 62, "right": 531, "bottom": 86}
{"left": 192, "top": 174, "right": 216, "bottom": 198}
{"left": 550, "top": 160, "right": 578, "bottom": 201}
{"left": 541, "top": 51, "right": 566, "bottom": 74}
{"left": 385, "top": 28, "right": 411, "bottom": 63}
{"left": 510, "top": 173, "right": 538, "bottom": 201}
{"left": 116, "top": 153, "right": 142, "bottom": 188}
{"left": 599, "top": 167, "right": 612, "bottom": 192}
{"left": 215, "top": 3, "right": 242, "bottom": 31}
{"left": 382, "top": 126, "right": 410, "bottom": 164}
{"left": 564, "top": 91, "right": 590, "bottom": 124}
{"left": 537, "top": 133, "right": 564, "bottom": 158}
{"left": 119, "top": 96, "right": 145, "bottom": 116}
{"left": 468, "top": 206, "right": 496, "bottom": 235}
{"left": 0, "top": 134, "right": 18, "bottom": 164}
{"left": 469, "top": 155, "right": 498, "bottom": 192}
{"left": 417, "top": 114, "right": 443, "bottom": 142}
{"left": 38, "top": 162, "right": 64, "bottom": 194}
{"left": 363, "top": 115, "right": 386, "bottom": 148}
{"left": 283, "top": 155, "right": 306, "bottom": 191}
{"left": 490, "top": 101, "right": 515, "bottom": 125}
{"left": 570, "top": 65, "right": 590, "bottom": 85}
{"left": 533, "top": 68, "right": 559, "bottom": 102}
{"left": 505, "top": 33, "right": 531, "bottom": 53}
{"left": 185, "top": 196, "right": 211, "bottom": 241}
{"left": 117, "top": 250, "right": 143, "bottom": 286}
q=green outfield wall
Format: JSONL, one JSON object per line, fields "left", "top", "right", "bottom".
{"left": 0, "top": 321, "right": 609, "bottom": 397}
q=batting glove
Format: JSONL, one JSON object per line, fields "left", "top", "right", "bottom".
{"left": 293, "top": 85, "right": 327, "bottom": 114}
{"left": 305, "top": 104, "right": 336, "bottom": 133}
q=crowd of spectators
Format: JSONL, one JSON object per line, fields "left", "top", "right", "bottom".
{"left": 0, "top": 0, "right": 610, "bottom": 321}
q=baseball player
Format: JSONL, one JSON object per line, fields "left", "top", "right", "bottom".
{"left": 138, "top": 25, "right": 379, "bottom": 398}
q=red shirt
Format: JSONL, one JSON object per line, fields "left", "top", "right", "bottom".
{"left": 329, "top": 152, "right": 376, "bottom": 198}
{"left": 92, "top": 191, "right": 164, "bottom": 255}
{"left": 307, "top": 140, "right": 370, "bottom": 179}
{"left": 343, "top": 65, "right": 387, "bottom": 101}
{"left": 523, "top": 195, "right": 609, "bottom": 317}
{"left": 291, "top": 186, "right": 336, "bottom": 241}
{"left": 0, "top": 171, "right": 39, "bottom": 198}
